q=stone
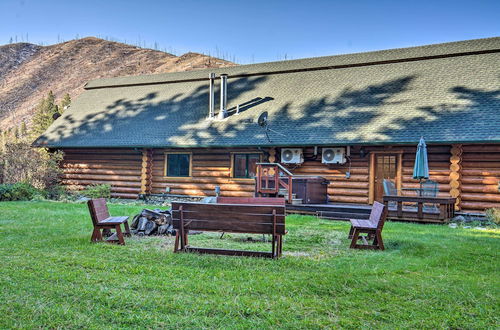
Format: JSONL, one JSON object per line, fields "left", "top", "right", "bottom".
{"left": 452, "top": 215, "right": 466, "bottom": 222}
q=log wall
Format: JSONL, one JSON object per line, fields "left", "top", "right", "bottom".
{"left": 150, "top": 148, "right": 261, "bottom": 198}
{"left": 400, "top": 145, "right": 452, "bottom": 197}
{"left": 460, "top": 144, "right": 500, "bottom": 211}
{"left": 60, "top": 148, "right": 143, "bottom": 199}
{"left": 289, "top": 146, "right": 369, "bottom": 204}
{"left": 58, "top": 144, "right": 500, "bottom": 212}
{"left": 289, "top": 145, "right": 452, "bottom": 205}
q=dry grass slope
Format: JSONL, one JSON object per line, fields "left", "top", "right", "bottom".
{"left": 0, "top": 37, "right": 235, "bottom": 130}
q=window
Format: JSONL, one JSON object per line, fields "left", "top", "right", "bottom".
{"left": 165, "top": 153, "right": 191, "bottom": 177}
{"left": 233, "top": 153, "right": 261, "bottom": 178}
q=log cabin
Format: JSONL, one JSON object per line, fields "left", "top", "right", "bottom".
{"left": 33, "top": 37, "right": 500, "bottom": 217}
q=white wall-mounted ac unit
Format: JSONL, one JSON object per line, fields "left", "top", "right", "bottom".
{"left": 281, "top": 148, "right": 303, "bottom": 164}
{"left": 322, "top": 147, "right": 346, "bottom": 164}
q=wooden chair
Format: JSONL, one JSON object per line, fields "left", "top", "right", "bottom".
{"left": 382, "top": 179, "right": 398, "bottom": 209}
{"left": 87, "top": 198, "right": 131, "bottom": 245}
{"left": 348, "top": 201, "right": 387, "bottom": 250}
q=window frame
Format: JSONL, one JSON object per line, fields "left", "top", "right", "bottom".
{"left": 164, "top": 152, "right": 192, "bottom": 178}
{"left": 231, "top": 152, "right": 262, "bottom": 179}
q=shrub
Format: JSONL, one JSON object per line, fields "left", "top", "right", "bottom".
{"left": 0, "top": 140, "right": 63, "bottom": 191}
{"left": 0, "top": 182, "right": 42, "bottom": 201}
{"left": 45, "top": 184, "right": 68, "bottom": 200}
{"left": 81, "top": 184, "right": 111, "bottom": 199}
{"left": 485, "top": 208, "right": 500, "bottom": 225}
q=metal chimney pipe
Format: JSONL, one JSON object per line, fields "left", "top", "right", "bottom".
{"left": 218, "top": 74, "right": 228, "bottom": 119}
{"left": 208, "top": 73, "right": 216, "bottom": 119}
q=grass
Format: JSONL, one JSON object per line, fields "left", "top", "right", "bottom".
{"left": 0, "top": 201, "right": 498, "bottom": 328}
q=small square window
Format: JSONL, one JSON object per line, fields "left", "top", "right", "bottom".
{"left": 166, "top": 153, "right": 191, "bottom": 177}
{"left": 233, "top": 153, "right": 260, "bottom": 178}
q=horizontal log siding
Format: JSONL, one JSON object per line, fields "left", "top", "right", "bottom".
{"left": 400, "top": 145, "right": 451, "bottom": 198}
{"left": 150, "top": 148, "right": 261, "bottom": 197}
{"left": 288, "top": 147, "right": 369, "bottom": 204}
{"left": 60, "top": 148, "right": 143, "bottom": 199}
{"left": 289, "top": 146, "right": 452, "bottom": 205}
{"left": 460, "top": 144, "right": 500, "bottom": 211}
{"left": 59, "top": 144, "right": 499, "bottom": 211}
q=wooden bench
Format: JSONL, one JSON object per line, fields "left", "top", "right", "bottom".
{"left": 171, "top": 201, "right": 286, "bottom": 258}
{"left": 383, "top": 195, "right": 456, "bottom": 223}
{"left": 348, "top": 201, "right": 387, "bottom": 250}
{"left": 87, "top": 198, "right": 131, "bottom": 245}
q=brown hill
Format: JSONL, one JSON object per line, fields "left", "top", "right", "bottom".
{"left": 0, "top": 37, "right": 235, "bottom": 130}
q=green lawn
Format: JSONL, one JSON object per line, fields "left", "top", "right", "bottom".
{"left": 0, "top": 201, "right": 498, "bottom": 328}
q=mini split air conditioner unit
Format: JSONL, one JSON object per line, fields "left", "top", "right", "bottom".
{"left": 281, "top": 148, "right": 303, "bottom": 164}
{"left": 322, "top": 147, "right": 346, "bottom": 164}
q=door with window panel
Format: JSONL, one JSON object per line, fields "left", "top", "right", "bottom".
{"left": 374, "top": 154, "right": 398, "bottom": 202}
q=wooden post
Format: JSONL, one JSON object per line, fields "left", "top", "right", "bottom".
{"left": 179, "top": 206, "right": 186, "bottom": 250}
{"left": 396, "top": 153, "right": 403, "bottom": 192}
{"left": 140, "top": 149, "right": 153, "bottom": 195}
{"left": 256, "top": 164, "right": 261, "bottom": 196}
{"left": 368, "top": 152, "right": 375, "bottom": 204}
{"left": 449, "top": 144, "right": 462, "bottom": 211}
{"left": 272, "top": 209, "right": 276, "bottom": 258}
{"left": 417, "top": 202, "right": 423, "bottom": 219}
{"left": 268, "top": 148, "right": 276, "bottom": 163}
{"left": 288, "top": 176, "right": 293, "bottom": 203}
{"left": 140, "top": 150, "right": 148, "bottom": 194}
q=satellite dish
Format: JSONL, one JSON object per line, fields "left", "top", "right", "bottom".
{"left": 257, "top": 111, "right": 287, "bottom": 143}
{"left": 257, "top": 111, "right": 268, "bottom": 127}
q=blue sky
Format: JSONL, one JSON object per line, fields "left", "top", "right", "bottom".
{"left": 0, "top": 0, "right": 498, "bottom": 64}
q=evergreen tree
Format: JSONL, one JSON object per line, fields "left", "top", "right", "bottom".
{"left": 31, "top": 91, "right": 60, "bottom": 137}
{"left": 60, "top": 93, "right": 71, "bottom": 112}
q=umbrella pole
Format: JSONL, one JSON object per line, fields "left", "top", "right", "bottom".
{"left": 419, "top": 178, "right": 423, "bottom": 197}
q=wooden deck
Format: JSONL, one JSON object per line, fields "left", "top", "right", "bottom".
{"left": 286, "top": 203, "right": 372, "bottom": 220}
{"left": 287, "top": 201, "right": 456, "bottom": 223}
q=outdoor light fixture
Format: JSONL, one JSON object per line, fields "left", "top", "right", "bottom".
{"left": 215, "top": 186, "right": 221, "bottom": 197}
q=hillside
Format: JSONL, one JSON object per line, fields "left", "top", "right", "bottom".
{"left": 0, "top": 37, "right": 235, "bottom": 130}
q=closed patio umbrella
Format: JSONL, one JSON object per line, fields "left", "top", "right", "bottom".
{"left": 413, "top": 137, "right": 429, "bottom": 195}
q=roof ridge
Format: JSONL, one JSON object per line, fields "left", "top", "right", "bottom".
{"left": 84, "top": 37, "right": 500, "bottom": 90}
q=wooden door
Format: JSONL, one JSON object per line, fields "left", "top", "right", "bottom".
{"left": 374, "top": 154, "right": 399, "bottom": 202}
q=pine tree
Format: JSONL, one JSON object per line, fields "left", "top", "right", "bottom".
{"left": 60, "top": 93, "right": 71, "bottom": 112}
{"left": 31, "top": 91, "right": 60, "bottom": 137}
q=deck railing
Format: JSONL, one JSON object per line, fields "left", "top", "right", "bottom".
{"left": 256, "top": 163, "right": 294, "bottom": 203}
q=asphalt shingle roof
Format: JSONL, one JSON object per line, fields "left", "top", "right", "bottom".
{"left": 34, "top": 37, "right": 500, "bottom": 148}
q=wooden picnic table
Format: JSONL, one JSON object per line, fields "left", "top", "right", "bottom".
{"left": 383, "top": 195, "right": 456, "bottom": 223}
